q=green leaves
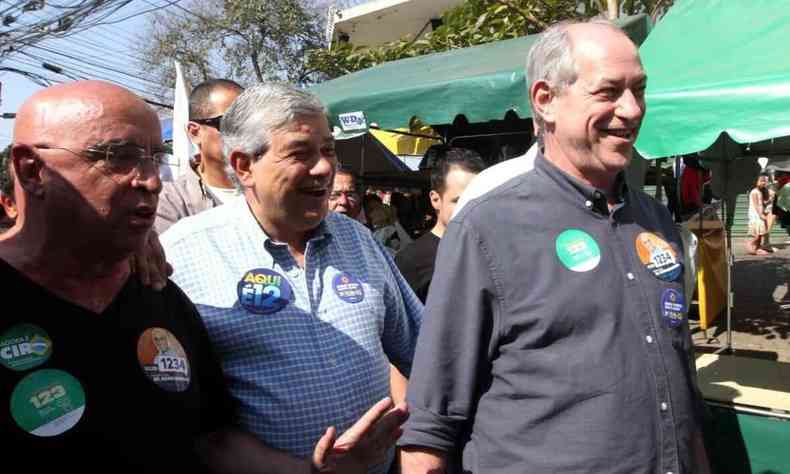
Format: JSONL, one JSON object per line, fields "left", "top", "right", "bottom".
{"left": 308, "top": 0, "right": 673, "bottom": 81}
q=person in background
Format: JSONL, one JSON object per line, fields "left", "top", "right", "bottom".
{"left": 747, "top": 172, "right": 775, "bottom": 255}
{"left": 155, "top": 79, "right": 244, "bottom": 234}
{"left": 395, "top": 147, "right": 485, "bottom": 303}
{"left": 329, "top": 168, "right": 367, "bottom": 225}
{"left": 0, "top": 145, "right": 17, "bottom": 232}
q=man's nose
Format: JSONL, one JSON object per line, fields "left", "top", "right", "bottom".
{"left": 617, "top": 89, "right": 645, "bottom": 123}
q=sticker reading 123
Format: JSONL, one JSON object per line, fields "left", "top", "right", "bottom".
{"left": 661, "top": 288, "right": 686, "bottom": 328}
{"left": 0, "top": 323, "right": 53, "bottom": 372}
{"left": 137, "top": 328, "right": 191, "bottom": 392}
{"left": 237, "top": 268, "right": 293, "bottom": 315}
{"left": 555, "top": 229, "right": 601, "bottom": 272}
{"left": 332, "top": 272, "right": 365, "bottom": 304}
{"left": 10, "top": 369, "right": 86, "bottom": 437}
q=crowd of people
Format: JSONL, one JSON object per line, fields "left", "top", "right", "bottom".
{"left": 1, "top": 19, "right": 713, "bottom": 474}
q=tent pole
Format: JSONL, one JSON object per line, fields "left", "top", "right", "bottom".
{"left": 722, "top": 143, "right": 733, "bottom": 354}
{"left": 361, "top": 132, "right": 367, "bottom": 177}
{"left": 722, "top": 194, "right": 733, "bottom": 354}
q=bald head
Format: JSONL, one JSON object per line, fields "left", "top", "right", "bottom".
{"left": 14, "top": 80, "right": 160, "bottom": 151}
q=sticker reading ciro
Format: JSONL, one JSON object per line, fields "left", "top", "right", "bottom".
{"left": 0, "top": 323, "right": 53, "bottom": 372}
{"left": 137, "top": 328, "right": 191, "bottom": 392}
{"left": 556, "top": 229, "right": 601, "bottom": 272}
{"left": 10, "top": 369, "right": 86, "bottom": 437}
{"left": 237, "top": 268, "right": 293, "bottom": 315}
{"left": 635, "top": 232, "right": 682, "bottom": 281}
{"left": 661, "top": 288, "right": 686, "bottom": 328}
{"left": 332, "top": 272, "right": 365, "bottom": 304}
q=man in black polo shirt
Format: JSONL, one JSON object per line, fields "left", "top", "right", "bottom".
{"left": 400, "top": 21, "right": 710, "bottom": 474}
{"left": 395, "top": 147, "right": 485, "bottom": 303}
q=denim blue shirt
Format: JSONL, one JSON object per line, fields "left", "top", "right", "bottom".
{"left": 162, "top": 197, "right": 422, "bottom": 469}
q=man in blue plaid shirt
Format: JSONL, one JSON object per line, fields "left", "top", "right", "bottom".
{"left": 162, "top": 82, "right": 423, "bottom": 474}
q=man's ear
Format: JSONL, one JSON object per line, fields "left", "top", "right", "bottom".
{"left": 187, "top": 122, "right": 201, "bottom": 147}
{"left": 229, "top": 150, "right": 254, "bottom": 188}
{"left": 530, "top": 80, "right": 557, "bottom": 127}
{"left": 429, "top": 189, "right": 441, "bottom": 211}
{"left": 11, "top": 145, "right": 45, "bottom": 198}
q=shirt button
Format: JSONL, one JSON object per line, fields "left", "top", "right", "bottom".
{"left": 646, "top": 335, "right": 654, "bottom": 343}
{"left": 626, "top": 272, "right": 635, "bottom": 280}
{"left": 328, "top": 357, "right": 337, "bottom": 366}
{"left": 585, "top": 200, "right": 593, "bottom": 208}
{"left": 660, "top": 402, "right": 668, "bottom": 411}
{"left": 667, "top": 471, "right": 674, "bottom": 474}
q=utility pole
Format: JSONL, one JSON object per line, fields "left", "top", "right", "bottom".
{"left": 607, "top": 0, "right": 619, "bottom": 19}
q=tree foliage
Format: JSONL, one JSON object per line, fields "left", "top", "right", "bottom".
{"left": 307, "top": 0, "right": 673, "bottom": 80}
{"left": 136, "top": 0, "right": 326, "bottom": 98}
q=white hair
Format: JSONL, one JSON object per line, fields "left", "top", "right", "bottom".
{"left": 220, "top": 82, "right": 326, "bottom": 187}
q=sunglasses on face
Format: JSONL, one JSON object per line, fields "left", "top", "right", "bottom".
{"left": 192, "top": 115, "right": 222, "bottom": 130}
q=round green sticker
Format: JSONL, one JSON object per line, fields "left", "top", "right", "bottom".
{"left": 10, "top": 369, "right": 86, "bottom": 437}
{"left": 555, "top": 229, "right": 601, "bottom": 272}
{"left": 0, "top": 323, "right": 52, "bottom": 371}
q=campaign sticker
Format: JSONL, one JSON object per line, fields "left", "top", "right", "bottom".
{"left": 661, "top": 288, "right": 686, "bottom": 328}
{"left": 332, "top": 272, "right": 365, "bottom": 304}
{"left": 137, "top": 328, "right": 191, "bottom": 392}
{"left": 635, "top": 232, "right": 682, "bottom": 281}
{"left": 10, "top": 369, "right": 86, "bottom": 437}
{"left": 0, "top": 323, "right": 52, "bottom": 372}
{"left": 237, "top": 268, "right": 292, "bottom": 315}
{"left": 556, "top": 229, "right": 601, "bottom": 272}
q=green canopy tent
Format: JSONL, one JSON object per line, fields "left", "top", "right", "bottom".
{"left": 636, "top": 3, "right": 790, "bottom": 472}
{"left": 311, "top": 13, "right": 651, "bottom": 131}
{"left": 636, "top": 0, "right": 790, "bottom": 230}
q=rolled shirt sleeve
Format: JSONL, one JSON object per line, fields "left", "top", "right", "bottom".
{"left": 400, "top": 218, "right": 500, "bottom": 452}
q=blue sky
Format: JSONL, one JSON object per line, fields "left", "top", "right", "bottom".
{"left": 0, "top": 1, "right": 183, "bottom": 148}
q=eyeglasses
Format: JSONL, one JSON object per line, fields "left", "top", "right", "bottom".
{"left": 192, "top": 115, "right": 222, "bottom": 130}
{"left": 329, "top": 190, "right": 360, "bottom": 201}
{"left": 34, "top": 142, "right": 171, "bottom": 178}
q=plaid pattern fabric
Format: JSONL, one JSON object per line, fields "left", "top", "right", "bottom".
{"left": 162, "top": 198, "right": 422, "bottom": 470}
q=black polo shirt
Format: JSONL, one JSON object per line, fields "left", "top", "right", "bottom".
{"left": 395, "top": 231, "right": 441, "bottom": 304}
{"left": 401, "top": 152, "right": 705, "bottom": 474}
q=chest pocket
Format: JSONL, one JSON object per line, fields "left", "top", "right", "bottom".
{"left": 321, "top": 271, "right": 385, "bottom": 346}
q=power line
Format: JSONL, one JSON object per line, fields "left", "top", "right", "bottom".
{"left": 19, "top": 42, "right": 165, "bottom": 87}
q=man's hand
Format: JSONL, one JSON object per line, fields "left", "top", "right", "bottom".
{"left": 312, "top": 397, "right": 409, "bottom": 474}
{"left": 131, "top": 230, "right": 173, "bottom": 291}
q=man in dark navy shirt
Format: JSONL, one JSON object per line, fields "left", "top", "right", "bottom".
{"left": 400, "top": 20, "right": 710, "bottom": 474}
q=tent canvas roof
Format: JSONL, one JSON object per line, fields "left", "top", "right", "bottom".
{"left": 635, "top": 0, "right": 790, "bottom": 159}
{"left": 311, "top": 14, "right": 651, "bottom": 129}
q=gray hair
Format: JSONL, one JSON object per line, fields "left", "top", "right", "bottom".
{"left": 219, "top": 82, "right": 326, "bottom": 189}
{"left": 526, "top": 19, "right": 624, "bottom": 133}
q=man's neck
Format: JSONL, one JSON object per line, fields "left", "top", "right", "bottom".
{"left": 430, "top": 223, "right": 445, "bottom": 239}
{"left": 543, "top": 141, "right": 618, "bottom": 198}
{"left": 199, "top": 157, "right": 234, "bottom": 189}
{"left": 0, "top": 225, "right": 132, "bottom": 313}
{"left": 246, "top": 196, "right": 312, "bottom": 266}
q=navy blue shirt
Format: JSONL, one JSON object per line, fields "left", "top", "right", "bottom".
{"left": 401, "top": 152, "right": 706, "bottom": 474}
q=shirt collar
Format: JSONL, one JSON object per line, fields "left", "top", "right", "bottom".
{"left": 535, "top": 150, "right": 629, "bottom": 216}
{"left": 234, "top": 198, "right": 333, "bottom": 248}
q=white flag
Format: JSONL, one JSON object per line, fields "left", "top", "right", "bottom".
{"left": 167, "top": 61, "right": 192, "bottom": 181}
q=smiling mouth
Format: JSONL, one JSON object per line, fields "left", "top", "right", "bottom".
{"left": 603, "top": 128, "right": 637, "bottom": 141}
